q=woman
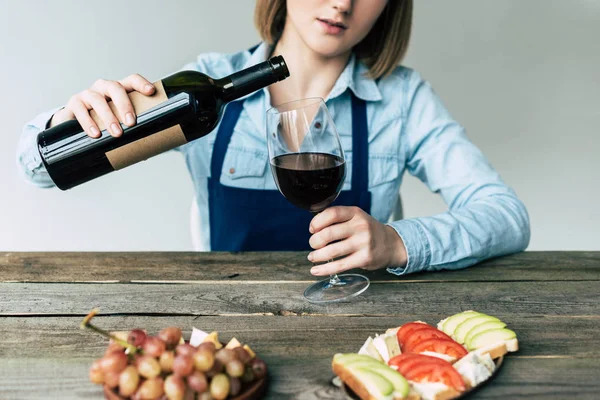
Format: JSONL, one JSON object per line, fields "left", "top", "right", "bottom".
{"left": 17, "top": 0, "right": 530, "bottom": 277}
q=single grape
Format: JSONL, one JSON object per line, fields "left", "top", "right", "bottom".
{"left": 197, "top": 392, "right": 214, "bottom": 400}
{"left": 128, "top": 329, "right": 147, "bottom": 348}
{"left": 136, "top": 377, "right": 164, "bottom": 399}
{"left": 164, "top": 374, "right": 186, "bottom": 400}
{"left": 225, "top": 359, "right": 245, "bottom": 378}
{"left": 197, "top": 342, "right": 216, "bottom": 354}
{"left": 143, "top": 336, "right": 167, "bottom": 358}
{"left": 89, "top": 360, "right": 104, "bottom": 384}
{"left": 104, "top": 371, "right": 120, "bottom": 389}
{"left": 229, "top": 377, "right": 242, "bottom": 397}
{"left": 159, "top": 327, "right": 183, "bottom": 350}
{"left": 172, "top": 355, "right": 194, "bottom": 377}
{"left": 214, "top": 348, "right": 236, "bottom": 365}
{"left": 136, "top": 355, "right": 161, "bottom": 379}
{"left": 233, "top": 347, "right": 252, "bottom": 364}
{"left": 100, "top": 351, "right": 129, "bottom": 373}
{"left": 192, "top": 350, "right": 215, "bottom": 372}
{"left": 187, "top": 370, "right": 208, "bottom": 393}
{"left": 175, "top": 344, "right": 196, "bottom": 358}
{"left": 251, "top": 358, "right": 267, "bottom": 379}
{"left": 119, "top": 365, "right": 140, "bottom": 397}
{"left": 104, "top": 342, "right": 125, "bottom": 356}
{"left": 205, "top": 360, "right": 224, "bottom": 378}
{"left": 160, "top": 351, "right": 175, "bottom": 373}
{"left": 210, "top": 373, "right": 230, "bottom": 400}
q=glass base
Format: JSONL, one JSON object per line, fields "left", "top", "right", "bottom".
{"left": 303, "top": 274, "right": 370, "bottom": 304}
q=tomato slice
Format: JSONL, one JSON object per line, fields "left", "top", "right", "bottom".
{"left": 402, "top": 327, "right": 454, "bottom": 352}
{"left": 411, "top": 338, "right": 468, "bottom": 359}
{"left": 389, "top": 354, "right": 451, "bottom": 376}
{"left": 396, "top": 322, "right": 435, "bottom": 345}
{"left": 407, "top": 363, "right": 466, "bottom": 391}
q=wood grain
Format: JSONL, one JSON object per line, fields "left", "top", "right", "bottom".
{"left": 0, "top": 281, "right": 598, "bottom": 316}
{"left": 0, "top": 357, "right": 597, "bottom": 400}
{"left": 1, "top": 251, "right": 598, "bottom": 399}
{"left": 0, "top": 315, "right": 598, "bottom": 359}
{"left": 1, "top": 251, "right": 599, "bottom": 283}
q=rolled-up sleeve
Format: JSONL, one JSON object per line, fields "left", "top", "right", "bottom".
{"left": 387, "top": 72, "right": 530, "bottom": 275}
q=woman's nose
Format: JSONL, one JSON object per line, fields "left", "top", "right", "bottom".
{"left": 332, "top": 0, "right": 352, "bottom": 14}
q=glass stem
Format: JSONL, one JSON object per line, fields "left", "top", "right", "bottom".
{"left": 329, "top": 273, "right": 342, "bottom": 286}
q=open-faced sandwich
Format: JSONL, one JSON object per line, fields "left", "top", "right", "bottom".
{"left": 332, "top": 310, "right": 518, "bottom": 400}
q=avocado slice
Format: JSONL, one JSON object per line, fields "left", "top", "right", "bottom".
{"left": 467, "top": 328, "right": 517, "bottom": 351}
{"left": 334, "top": 353, "right": 382, "bottom": 365}
{"left": 454, "top": 315, "right": 501, "bottom": 344}
{"left": 348, "top": 361, "right": 409, "bottom": 397}
{"left": 440, "top": 311, "right": 481, "bottom": 336}
{"left": 464, "top": 320, "right": 507, "bottom": 345}
{"left": 352, "top": 368, "right": 395, "bottom": 398}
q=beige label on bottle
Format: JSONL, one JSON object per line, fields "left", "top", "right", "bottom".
{"left": 91, "top": 81, "right": 188, "bottom": 170}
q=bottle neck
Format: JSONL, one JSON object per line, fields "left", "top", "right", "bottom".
{"left": 218, "top": 56, "right": 290, "bottom": 103}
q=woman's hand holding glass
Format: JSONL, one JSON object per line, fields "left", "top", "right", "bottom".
{"left": 308, "top": 206, "right": 408, "bottom": 276}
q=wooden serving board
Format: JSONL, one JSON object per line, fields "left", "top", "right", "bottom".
{"left": 336, "top": 356, "right": 504, "bottom": 400}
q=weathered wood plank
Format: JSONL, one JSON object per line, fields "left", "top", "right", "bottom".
{"left": 0, "top": 315, "right": 598, "bottom": 359}
{"left": 1, "top": 251, "right": 599, "bottom": 283}
{"left": 0, "top": 281, "right": 598, "bottom": 316}
{"left": 0, "top": 357, "right": 597, "bottom": 399}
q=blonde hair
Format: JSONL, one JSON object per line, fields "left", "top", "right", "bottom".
{"left": 254, "top": 0, "right": 413, "bottom": 79}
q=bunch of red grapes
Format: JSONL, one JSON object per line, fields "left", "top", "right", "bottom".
{"left": 89, "top": 327, "right": 267, "bottom": 400}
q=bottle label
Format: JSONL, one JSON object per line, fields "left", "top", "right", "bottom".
{"left": 91, "top": 81, "right": 187, "bottom": 170}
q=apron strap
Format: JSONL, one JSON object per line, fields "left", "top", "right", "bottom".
{"left": 350, "top": 94, "right": 369, "bottom": 194}
{"left": 210, "top": 101, "right": 244, "bottom": 179}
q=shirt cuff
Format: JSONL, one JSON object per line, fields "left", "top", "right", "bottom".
{"left": 386, "top": 219, "right": 431, "bottom": 276}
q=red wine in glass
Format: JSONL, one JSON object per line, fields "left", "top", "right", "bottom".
{"left": 270, "top": 152, "right": 345, "bottom": 213}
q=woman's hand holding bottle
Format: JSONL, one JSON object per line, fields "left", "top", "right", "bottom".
{"left": 49, "top": 74, "right": 155, "bottom": 138}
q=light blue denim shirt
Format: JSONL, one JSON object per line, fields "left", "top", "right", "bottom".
{"left": 17, "top": 42, "right": 530, "bottom": 275}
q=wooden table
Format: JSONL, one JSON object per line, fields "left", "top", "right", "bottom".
{"left": 0, "top": 251, "right": 598, "bottom": 399}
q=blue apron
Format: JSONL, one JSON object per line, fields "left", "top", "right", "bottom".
{"left": 208, "top": 94, "right": 371, "bottom": 251}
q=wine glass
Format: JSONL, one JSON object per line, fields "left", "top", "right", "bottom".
{"left": 266, "top": 98, "right": 370, "bottom": 303}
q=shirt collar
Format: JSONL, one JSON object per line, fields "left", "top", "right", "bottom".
{"left": 242, "top": 42, "right": 382, "bottom": 103}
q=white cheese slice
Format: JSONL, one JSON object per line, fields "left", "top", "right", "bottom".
{"left": 373, "top": 332, "right": 402, "bottom": 362}
{"left": 189, "top": 327, "right": 209, "bottom": 347}
{"left": 358, "top": 336, "right": 384, "bottom": 362}
{"left": 453, "top": 352, "right": 495, "bottom": 387}
{"left": 385, "top": 327, "right": 399, "bottom": 336}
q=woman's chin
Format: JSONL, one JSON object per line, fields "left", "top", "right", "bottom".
{"left": 304, "top": 39, "right": 353, "bottom": 59}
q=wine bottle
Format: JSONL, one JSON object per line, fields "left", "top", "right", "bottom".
{"left": 37, "top": 56, "right": 289, "bottom": 190}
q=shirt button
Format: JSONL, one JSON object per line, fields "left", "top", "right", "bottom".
{"left": 229, "top": 168, "right": 235, "bottom": 174}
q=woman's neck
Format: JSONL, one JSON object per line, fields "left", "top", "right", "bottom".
{"left": 268, "top": 23, "right": 351, "bottom": 106}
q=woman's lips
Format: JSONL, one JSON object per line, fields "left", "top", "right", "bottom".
{"left": 317, "top": 18, "right": 347, "bottom": 35}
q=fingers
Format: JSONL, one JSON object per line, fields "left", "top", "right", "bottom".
{"left": 309, "top": 222, "right": 351, "bottom": 250}
{"left": 119, "top": 73, "right": 155, "bottom": 96}
{"left": 310, "top": 252, "right": 363, "bottom": 276}
{"left": 79, "top": 89, "right": 123, "bottom": 137}
{"left": 93, "top": 79, "right": 136, "bottom": 127}
{"left": 309, "top": 206, "right": 359, "bottom": 234}
{"left": 309, "top": 238, "right": 356, "bottom": 264}
{"left": 67, "top": 95, "right": 101, "bottom": 138}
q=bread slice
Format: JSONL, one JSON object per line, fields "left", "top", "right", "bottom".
{"left": 332, "top": 361, "right": 405, "bottom": 400}
{"left": 474, "top": 338, "right": 519, "bottom": 359}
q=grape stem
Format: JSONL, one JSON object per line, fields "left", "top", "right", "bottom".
{"left": 80, "top": 308, "right": 138, "bottom": 354}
